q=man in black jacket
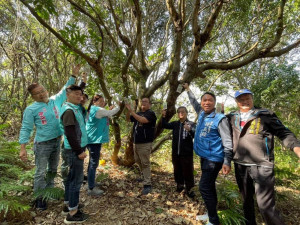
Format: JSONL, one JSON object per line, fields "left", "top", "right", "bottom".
{"left": 227, "top": 89, "right": 300, "bottom": 225}
{"left": 126, "top": 97, "right": 157, "bottom": 195}
{"left": 162, "top": 106, "right": 196, "bottom": 198}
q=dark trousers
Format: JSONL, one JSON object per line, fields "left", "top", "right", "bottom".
{"left": 64, "top": 151, "right": 84, "bottom": 210}
{"left": 87, "top": 144, "right": 102, "bottom": 189}
{"left": 199, "top": 158, "right": 222, "bottom": 225}
{"left": 234, "top": 163, "right": 285, "bottom": 225}
{"left": 172, "top": 154, "right": 194, "bottom": 191}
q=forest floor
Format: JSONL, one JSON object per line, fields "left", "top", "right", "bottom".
{"left": 11, "top": 148, "right": 300, "bottom": 225}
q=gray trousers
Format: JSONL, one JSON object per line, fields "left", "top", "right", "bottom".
{"left": 133, "top": 143, "right": 152, "bottom": 186}
{"left": 234, "top": 163, "right": 285, "bottom": 225}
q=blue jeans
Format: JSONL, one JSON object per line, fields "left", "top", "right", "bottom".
{"left": 61, "top": 145, "right": 69, "bottom": 187}
{"left": 64, "top": 150, "right": 84, "bottom": 210}
{"left": 33, "top": 137, "right": 61, "bottom": 193}
{"left": 199, "top": 158, "right": 223, "bottom": 225}
{"left": 87, "top": 144, "right": 102, "bottom": 189}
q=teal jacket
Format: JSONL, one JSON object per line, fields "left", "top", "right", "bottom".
{"left": 86, "top": 105, "right": 110, "bottom": 144}
{"left": 19, "top": 77, "right": 75, "bottom": 144}
{"left": 60, "top": 102, "right": 88, "bottom": 149}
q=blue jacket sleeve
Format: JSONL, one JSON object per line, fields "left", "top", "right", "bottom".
{"left": 19, "top": 108, "right": 34, "bottom": 144}
{"left": 51, "top": 76, "right": 76, "bottom": 107}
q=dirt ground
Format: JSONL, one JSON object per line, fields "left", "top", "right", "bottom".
{"left": 13, "top": 150, "right": 300, "bottom": 225}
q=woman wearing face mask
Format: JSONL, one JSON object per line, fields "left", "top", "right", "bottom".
{"left": 85, "top": 94, "right": 120, "bottom": 196}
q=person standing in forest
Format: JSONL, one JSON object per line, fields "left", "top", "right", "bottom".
{"left": 162, "top": 106, "right": 196, "bottom": 198}
{"left": 183, "top": 83, "right": 233, "bottom": 225}
{"left": 85, "top": 94, "right": 120, "bottom": 196}
{"left": 60, "top": 84, "right": 89, "bottom": 223}
{"left": 227, "top": 89, "right": 300, "bottom": 225}
{"left": 125, "top": 97, "right": 157, "bottom": 195}
{"left": 19, "top": 65, "right": 81, "bottom": 210}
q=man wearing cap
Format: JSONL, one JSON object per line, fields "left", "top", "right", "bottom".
{"left": 227, "top": 89, "right": 300, "bottom": 225}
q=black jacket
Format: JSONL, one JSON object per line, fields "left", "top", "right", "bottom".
{"left": 162, "top": 118, "right": 195, "bottom": 156}
{"left": 131, "top": 110, "right": 157, "bottom": 144}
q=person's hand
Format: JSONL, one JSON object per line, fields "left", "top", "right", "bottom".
{"left": 81, "top": 72, "right": 87, "bottom": 83}
{"left": 20, "top": 146, "right": 28, "bottom": 161}
{"left": 184, "top": 122, "right": 191, "bottom": 131}
{"left": 222, "top": 164, "right": 231, "bottom": 175}
{"left": 125, "top": 103, "right": 132, "bottom": 111}
{"left": 162, "top": 109, "right": 167, "bottom": 118}
{"left": 78, "top": 152, "right": 87, "bottom": 160}
{"left": 109, "top": 105, "right": 114, "bottom": 110}
{"left": 182, "top": 83, "right": 190, "bottom": 91}
{"left": 72, "top": 64, "right": 81, "bottom": 77}
{"left": 294, "top": 147, "right": 300, "bottom": 160}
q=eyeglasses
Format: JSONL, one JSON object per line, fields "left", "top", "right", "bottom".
{"left": 31, "top": 89, "right": 46, "bottom": 96}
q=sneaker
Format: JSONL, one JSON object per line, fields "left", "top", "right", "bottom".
{"left": 64, "top": 210, "right": 89, "bottom": 224}
{"left": 141, "top": 185, "right": 152, "bottom": 195}
{"left": 196, "top": 214, "right": 209, "bottom": 221}
{"left": 87, "top": 187, "right": 104, "bottom": 196}
{"left": 186, "top": 190, "right": 195, "bottom": 198}
{"left": 176, "top": 184, "right": 184, "bottom": 193}
{"left": 62, "top": 203, "right": 85, "bottom": 215}
{"left": 35, "top": 198, "right": 47, "bottom": 211}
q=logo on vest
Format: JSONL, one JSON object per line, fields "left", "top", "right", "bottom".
{"left": 200, "top": 121, "right": 213, "bottom": 137}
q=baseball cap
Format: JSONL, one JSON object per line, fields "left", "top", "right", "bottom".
{"left": 234, "top": 89, "right": 253, "bottom": 98}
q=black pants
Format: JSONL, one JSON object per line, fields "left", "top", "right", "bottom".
{"left": 172, "top": 155, "right": 194, "bottom": 192}
{"left": 199, "top": 158, "right": 223, "bottom": 225}
{"left": 234, "top": 163, "right": 285, "bottom": 225}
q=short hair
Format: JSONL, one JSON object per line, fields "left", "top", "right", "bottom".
{"left": 177, "top": 106, "right": 188, "bottom": 113}
{"left": 66, "top": 85, "right": 83, "bottom": 94}
{"left": 27, "top": 83, "right": 41, "bottom": 94}
{"left": 142, "top": 97, "right": 151, "bottom": 104}
{"left": 200, "top": 92, "right": 216, "bottom": 102}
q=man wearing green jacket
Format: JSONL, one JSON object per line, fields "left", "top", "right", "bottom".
{"left": 19, "top": 65, "right": 81, "bottom": 210}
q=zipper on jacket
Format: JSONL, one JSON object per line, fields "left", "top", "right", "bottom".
{"left": 144, "top": 129, "right": 146, "bottom": 140}
{"left": 178, "top": 123, "right": 182, "bottom": 155}
{"left": 265, "top": 137, "right": 269, "bottom": 157}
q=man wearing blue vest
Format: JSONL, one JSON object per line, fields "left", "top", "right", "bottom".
{"left": 183, "top": 83, "right": 233, "bottom": 225}
{"left": 60, "top": 84, "right": 89, "bottom": 224}
{"left": 19, "top": 65, "right": 80, "bottom": 210}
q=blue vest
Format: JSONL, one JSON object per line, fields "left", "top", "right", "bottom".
{"left": 194, "top": 110, "right": 225, "bottom": 162}
{"left": 60, "top": 102, "right": 88, "bottom": 149}
{"left": 86, "top": 105, "right": 110, "bottom": 144}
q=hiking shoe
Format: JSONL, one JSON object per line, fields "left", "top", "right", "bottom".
{"left": 62, "top": 203, "right": 85, "bottom": 215}
{"left": 176, "top": 184, "right": 184, "bottom": 193}
{"left": 141, "top": 185, "right": 152, "bottom": 195}
{"left": 196, "top": 214, "right": 209, "bottom": 221}
{"left": 87, "top": 187, "right": 104, "bottom": 196}
{"left": 187, "top": 190, "right": 195, "bottom": 198}
{"left": 35, "top": 198, "right": 47, "bottom": 211}
{"left": 64, "top": 210, "right": 89, "bottom": 224}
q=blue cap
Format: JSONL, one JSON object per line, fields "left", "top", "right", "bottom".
{"left": 234, "top": 89, "right": 253, "bottom": 98}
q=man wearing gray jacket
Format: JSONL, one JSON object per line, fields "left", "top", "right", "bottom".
{"left": 227, "top": 89, "right": 300, "bottom": 225}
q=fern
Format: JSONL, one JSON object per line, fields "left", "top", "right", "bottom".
{"left": 0, "top": 198, "right": 30, "bottom": 217}
{"left": 218, "top": 209, "right": 246, "bottom": 225}
{"left": 33, "top": 187, "right": 64, "bottom": 201}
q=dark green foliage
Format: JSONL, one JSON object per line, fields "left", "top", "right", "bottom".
{"left": 217, "top": 178, "right": 246, "bottom": 225}
{"left": 0, "top": 125, "right": 32, "bottom": 219}
{"left": 33, "top": 187, "right": 64, "bottom": 201}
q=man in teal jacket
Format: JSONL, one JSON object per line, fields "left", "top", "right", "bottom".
{"left": 19, "top": 65, "right": 81, "bottom": 210}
